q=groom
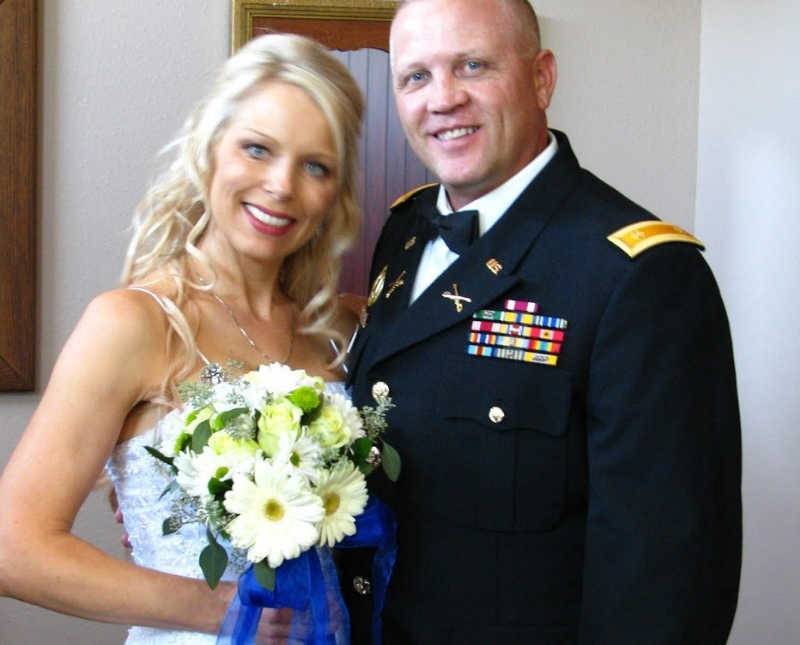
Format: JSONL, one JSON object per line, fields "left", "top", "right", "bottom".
{"left": 343, "top": 0, "right": 742, "bottom": 643}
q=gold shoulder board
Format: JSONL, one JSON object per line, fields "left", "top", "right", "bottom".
{"left": 390, "top": 182, "right": 439, "bottom": 209}
{"left": 607, "top": 220, "right": 705, "bottom": 259}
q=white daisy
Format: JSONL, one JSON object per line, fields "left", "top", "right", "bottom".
{"left": 173, "top": 435, "right": 257, "bottom": 502}
{"left": 273, "top": 430, "right": 324, "bottom": 484}
{"left": 244, "top": 363, "right": 324, "bottom": 398}
{"left": 174, "top": 450, "right": 227, "bottom": 503}
{"left": 224, "top": 459, "right": 324, "bottom": 567}
{"left": 314, "top": 460, "right": 368, "bottom": 547}
{"left": 154, "top": 408, "right": 187, "bottom": 455}
{"left": 208, "top": 381, "right": 246, "bottom": 413}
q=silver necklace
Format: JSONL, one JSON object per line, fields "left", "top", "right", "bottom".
{"left": 212, "top": 292, "right": 295, "bottom": 364}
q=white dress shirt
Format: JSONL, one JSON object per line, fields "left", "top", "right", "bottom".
{"left": 409, "top": 132, "right": 559, "bottom": 302}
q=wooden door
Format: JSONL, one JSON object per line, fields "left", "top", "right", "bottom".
{"left": 231, "top": 1, "right": 436, "bottom": 295}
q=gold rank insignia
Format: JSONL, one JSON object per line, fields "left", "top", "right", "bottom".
{"left": 390, "top": 182, "right": 438, "bottom": 209}
{"left": 607, "top": 220, "right": 705, "bottom": 259}
{"left": 486, "top": 258, "right": 503, "bottom": 275}
{"left": 368, "top": 265, "right": 388, "bottom": 306}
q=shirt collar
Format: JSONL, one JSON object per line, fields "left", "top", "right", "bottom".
{"left": 435, "top": 130, "right": 558, "bottom": 235}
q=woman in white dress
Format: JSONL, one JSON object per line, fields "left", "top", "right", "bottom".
{"left": 0, "top": 32, "right": 364, "bottom": 643}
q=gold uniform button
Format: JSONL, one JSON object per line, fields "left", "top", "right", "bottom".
{"left": 488, "top": 406, "right": 505, "bottom": 424}
{"left": 372, "top": 381, "right": 390, "bottom": 400}
{"left": 353, "top": 575, "right": 372, "bottom": 596}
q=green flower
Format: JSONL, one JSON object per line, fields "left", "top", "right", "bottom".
{"left": 287, "top": 386, "right": 321, "bottom": 414}
{"left": 257, "top": 398, "right": 303, "bottom": 457}
{"left": 308, "top": 405, "right": 350, "bottom": 451}
{"left": 208, "top": 431, "right": 259, "bottom": 458}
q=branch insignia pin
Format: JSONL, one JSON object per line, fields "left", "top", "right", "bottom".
{"left": 442, "top": 284, "right": 472, "bottom": 313}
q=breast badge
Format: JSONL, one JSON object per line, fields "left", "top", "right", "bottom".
{"left": 367, "top": 265, "right": 388, "bottom": 307}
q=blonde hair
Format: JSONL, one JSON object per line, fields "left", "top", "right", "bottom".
{"left": 121, "top": 33, "right": 364, "bottom": 397}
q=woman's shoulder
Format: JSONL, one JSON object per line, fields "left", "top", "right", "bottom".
{"left": 77, "top": 288, "right": 169, "bottom": 359}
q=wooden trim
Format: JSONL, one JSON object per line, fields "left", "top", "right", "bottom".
{"left": 231, "top": 0, "right": 399, "bottom": 53}
{"left": 0, "top": 0, "right": 37, "bottom": 391}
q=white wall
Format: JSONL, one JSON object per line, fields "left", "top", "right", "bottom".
{"left": 0, "top": 2, "right": 229, "bottom": 643}
{"left": 7, "top": 0, "right": 793, "bottom": 643}
{"left": 537, "top": 0, "right": 701, "bottom": 229}
{"left": 696, "top": 2, "right": 800, "bottom": 643}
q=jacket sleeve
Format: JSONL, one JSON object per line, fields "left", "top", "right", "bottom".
{"left": 578, "top": 244, "right": 742, "bottom": 644}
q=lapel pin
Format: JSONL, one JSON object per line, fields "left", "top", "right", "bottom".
{"left": 385, "top": 270, "right": 407, "bottom": 299}
{"left": 404, "top": 236, "right": 417, "bottom": 250}
{"left": 442, "top": 283, "right": 472, "bottom": 313}
{"left": 486, "top": 258, "right": 503, "bottom": 275}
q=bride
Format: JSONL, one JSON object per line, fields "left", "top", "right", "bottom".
{"left": 0, "top": 32, "right": 364, "bottom": 643}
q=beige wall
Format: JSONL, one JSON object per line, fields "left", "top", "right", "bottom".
{"left": 0, "top": 2, "right": 229, "bottom": 642}
{"left": 5, "top": 1, "right": 792, "bottom": 643}
{"left": 697, "top": 1, "right": 800, "bottom": 643}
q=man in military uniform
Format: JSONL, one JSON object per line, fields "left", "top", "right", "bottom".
{"left": 343, "top": 0, "right": 742, "bottom": 643}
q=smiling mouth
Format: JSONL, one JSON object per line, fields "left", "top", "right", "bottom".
{"left": 244, "top": 204, "right": 292, "bottom": 228}
{"left": 435, "top": 126, "right": 478, "bottom": 142}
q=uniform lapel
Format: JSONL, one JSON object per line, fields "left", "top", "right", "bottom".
{"left": 367, "top": 131, "right": 582, "bottom": 367}
{"left": 367, "top": 194, "right": 437, "bottom": 326}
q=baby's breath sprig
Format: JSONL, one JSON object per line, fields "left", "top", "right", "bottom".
{"left": 360, "top": 396, "right": 395, "bottom": 440}
{"left": 177, "top": 381, "right": 213, "bottom": 408}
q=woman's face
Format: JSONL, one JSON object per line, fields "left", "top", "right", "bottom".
{"left": 206, "top": 80, "right": 339, "bottom": 269}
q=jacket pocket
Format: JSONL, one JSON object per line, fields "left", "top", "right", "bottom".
{"left": 433, "top": 354, "right": 574, "bottom": 531}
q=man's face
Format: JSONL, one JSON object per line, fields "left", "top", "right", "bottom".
{"left": 390, "top": 0, "right": 555, "bottom": 210}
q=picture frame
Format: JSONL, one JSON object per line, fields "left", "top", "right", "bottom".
{"left": 0, "top": 0, "right": 37, "bottom": 391}
{"left": 230, "top": 0, "right": 398, "bottom": 53}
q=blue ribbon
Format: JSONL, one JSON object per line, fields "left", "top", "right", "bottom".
{"left": 336, "top": 495, "right": 397, "bottom": 644}
{"left": 217, "top": 495, "right": 396, "bottom": 645}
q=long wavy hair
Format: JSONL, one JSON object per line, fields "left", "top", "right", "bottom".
{"left": 120, "top": 33, "right": 364, "bottom": 397}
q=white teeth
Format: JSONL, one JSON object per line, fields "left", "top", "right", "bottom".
{"left": 245, "top": 204, "right": 290, "bottom": 227}
{"left": 437, "top": 126, "right": 477, "bottom": 141}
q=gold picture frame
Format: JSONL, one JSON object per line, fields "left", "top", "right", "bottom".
{"left": 231, "top": 0, "right": 398, "bottom": 53}
{"left": 0, "top": 0, "right": 37, "bottom": 391}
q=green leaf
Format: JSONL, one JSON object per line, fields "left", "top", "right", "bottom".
{"left": 381, "top": 440, "right": 401, "bottom": 482}
{"left": 199, "top": 527, "right": 228, "bottom": 589}
{"left": 358, "top": 462, "right": 376, "bottom": 477}
{"left": 162, "top": 515, "right": 182, "bottom": 535}
{"left": 211, "top": 407, "right": 249, "bottom": 431}
{"left": 185, "top": 407, "right": 202, "bottom": 425}
{"left": 191, "top": 419, "right": 212, "bottom": 453}
{"left": 253, "top": 560, "right": 276, "bottom": 591}
{"left": 158, "top": 479, "right": 180, "bottom": 500}
{"left": 207, "top": 477, "right": 234, "bottom": 500}
{"left": 174, "top": 432, "right": 192, "bottom": 454}
{"left": 351, "top": 437, "right": 373, "bottom": 465}
{"left": 144, "top": 445, "right": 174, "bottom": 467}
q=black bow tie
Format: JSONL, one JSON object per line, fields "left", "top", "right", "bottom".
{"left": 426, "top": 209, "right": 479, "bottom": 255}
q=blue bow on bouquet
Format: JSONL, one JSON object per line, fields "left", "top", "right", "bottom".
{"left": 217, "top": 496, "right": 396, "bottom": 645}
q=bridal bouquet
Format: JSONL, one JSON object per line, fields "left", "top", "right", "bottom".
{"left": 146, "top": 362, "right": 399, "bottom": 594}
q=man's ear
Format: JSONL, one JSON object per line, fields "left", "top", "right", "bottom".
{"left": 533, "top": 49, "right": 557, "bottom": 110}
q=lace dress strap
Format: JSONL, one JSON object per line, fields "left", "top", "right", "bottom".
{"left": 127, "top": 286, "right": 211, "bottom": 366}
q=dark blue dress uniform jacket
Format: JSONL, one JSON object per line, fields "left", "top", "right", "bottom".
{"left": 342, "top": 131, "right": 742, "bottom": 644}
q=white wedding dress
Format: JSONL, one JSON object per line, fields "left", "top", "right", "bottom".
{"left": 107, "top": 381, "right": 349, "bottom": 644}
